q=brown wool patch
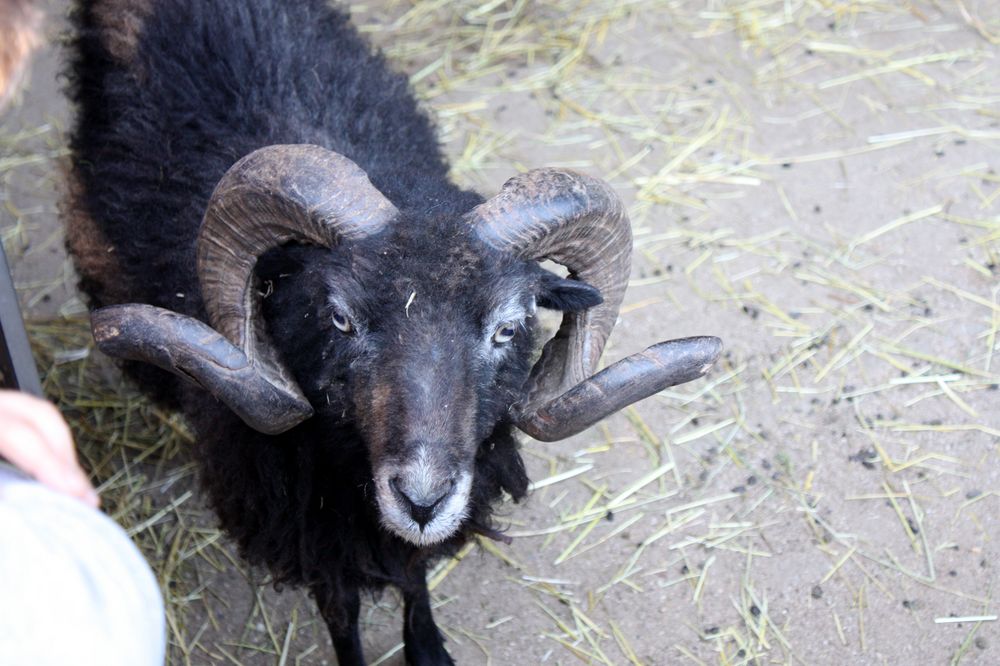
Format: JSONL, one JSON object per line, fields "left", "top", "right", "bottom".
{"left": 61, "top": 163, "right": 129, "bottom": 305}
{"left": 92, "top": 0, "right": 153, "bottom": 69}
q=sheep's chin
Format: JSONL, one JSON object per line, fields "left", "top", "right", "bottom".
{"left": 375, "top": 472, "right": 473, "bottom": 547}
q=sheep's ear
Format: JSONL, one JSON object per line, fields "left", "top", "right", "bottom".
{"left": 537, "top": 273, "right": 603, "bottom": 312}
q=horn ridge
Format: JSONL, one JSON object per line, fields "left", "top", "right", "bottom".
{"left": 512, "top": 336, "right": 723, "bottom": 442}
{"left": 198, "top": 144, "right": 398, "bottom": 347}
{"left": 473, "top": 169, "right": 722, "bottom": 442}
{"left": 468, "top": 168, "right": 632, "bottom": 411}
{"left": 91, "top": 303, "right": 313, "bottom": 435}
{"left": 93, "top": 144, "right": 397, "bottom": 434}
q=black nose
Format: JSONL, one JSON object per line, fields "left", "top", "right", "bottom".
{"left": 390, "top": 476, "right": 452, "bottom": 529}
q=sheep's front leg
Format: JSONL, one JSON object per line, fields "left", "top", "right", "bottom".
{"left": 313, "top": 583, "right": 365, "bottom": 666}
{"left": 402, "top": 568, "right": 454, "bottom": 666}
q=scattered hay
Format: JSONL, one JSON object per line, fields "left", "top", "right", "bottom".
{"left": 1, "top": 0, "right": 997, "bottom": 663}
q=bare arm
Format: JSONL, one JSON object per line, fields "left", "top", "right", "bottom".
{"left": 0, "top": 390, "right": 98, "bottom": 507}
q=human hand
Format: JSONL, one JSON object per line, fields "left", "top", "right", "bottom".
{"left": 0, "top": 389, "right": 99, "bottom": 507}
{"left": 0, "top": 0, "right": 43, "bottom": 110}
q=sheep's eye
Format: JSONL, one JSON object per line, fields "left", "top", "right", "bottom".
{"left": 332, "top": 311, "right": 353, "bottom": 334}
{"left": 493, "top": 322, "right": 517, "bottom": 344}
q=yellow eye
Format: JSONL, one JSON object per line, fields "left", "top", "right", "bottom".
{"left": 332, "top": 311, "right": 353, "bottom": 334}
{"left": 493, "top": 322, "right": 517, "bottom": 344}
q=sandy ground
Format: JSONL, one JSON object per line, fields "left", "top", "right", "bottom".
{"left": 2, "top": 1, "right": 999, "bottom": 664}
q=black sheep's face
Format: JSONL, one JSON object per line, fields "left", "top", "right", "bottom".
{"left": 259, "top": 228, "right": 600, "bottom": 546}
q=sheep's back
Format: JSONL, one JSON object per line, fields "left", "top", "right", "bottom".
{"left": 64, "top": 0, "right": 454, "bottom": 319}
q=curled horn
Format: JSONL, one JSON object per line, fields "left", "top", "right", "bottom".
{"left": 469, "top": 169, "right": 721, "bottom": 441}
{"left": 92, "top": 144, "right": 397, "bottom": 434}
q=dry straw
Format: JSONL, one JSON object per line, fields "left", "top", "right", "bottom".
{"left": 2, "top": 0, "right": 998, "bottom": 663}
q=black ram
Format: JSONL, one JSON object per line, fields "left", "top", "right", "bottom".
{"left": 64, "top": 0, "right": 721, "bottom": 663}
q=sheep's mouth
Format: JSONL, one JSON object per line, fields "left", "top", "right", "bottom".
{"left": 374, "top": 471, "right": 473, "bottom": 546}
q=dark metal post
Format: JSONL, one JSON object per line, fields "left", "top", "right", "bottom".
{"left": 0, "top": 243, "right": 42, "bottom": 396}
